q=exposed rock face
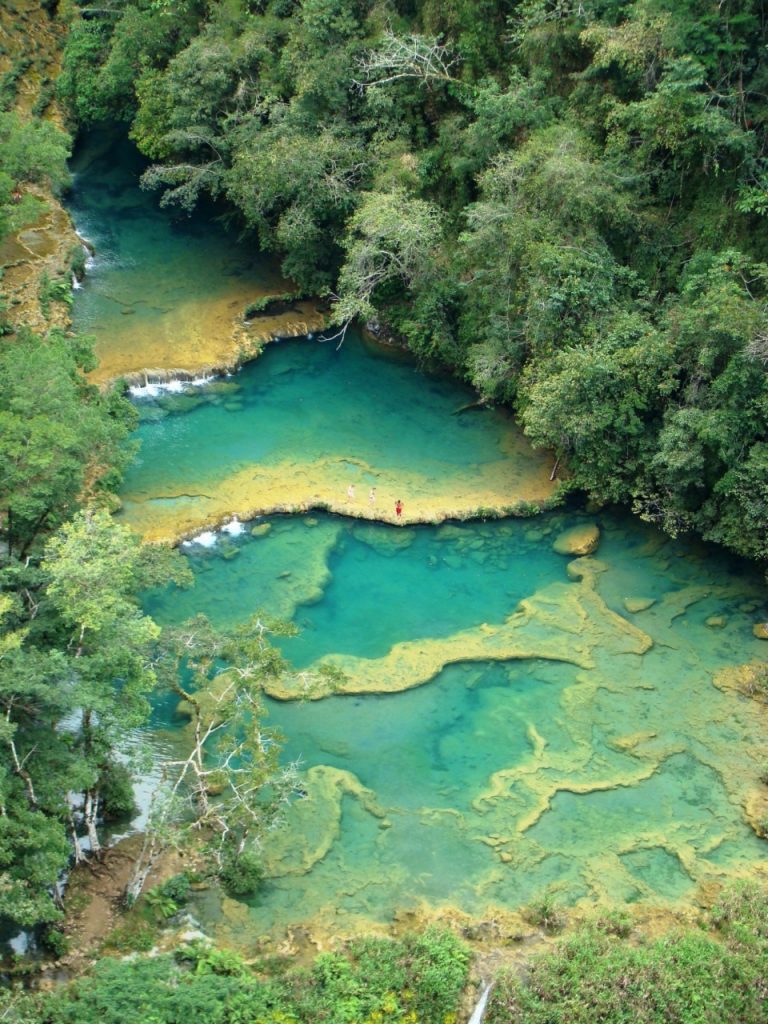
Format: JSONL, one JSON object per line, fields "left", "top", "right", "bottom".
{"left": 553, "top": 523, "right": 600, "bottom": 556}
{"left": 0, "top": 2, "right": 80, "bottom": 336}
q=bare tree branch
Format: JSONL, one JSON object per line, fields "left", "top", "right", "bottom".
{"left": 355, "top": 31, "right": 460, "bottom": 91}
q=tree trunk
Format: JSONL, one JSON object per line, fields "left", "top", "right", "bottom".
{"left": 83, "top": 789, "right": 102, "bottom": 859}
{"left": 124, "top": 831, "right": 161, "bottom": 905}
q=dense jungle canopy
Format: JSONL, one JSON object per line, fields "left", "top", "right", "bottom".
{"left": 2, "top": 0, "right": 768, "bottom": 1020}
{"left": 57, "top": 0, "right": 768, "bottom": 560}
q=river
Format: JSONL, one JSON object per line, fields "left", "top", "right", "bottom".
{"left": 69, "top": 130, "right": 768, "bottom": 948}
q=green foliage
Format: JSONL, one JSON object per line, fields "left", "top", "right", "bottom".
{"left": 220, "top": 847, "right": 265, "bottom": 897}
{"left": 0, "top": 112, "right": 70, "bottom": 189}
{"left": 143, "top": 887, "right": 181, "bottom": 920}
{"left": 38, "top": 272, "right": 73, "bottom": 319}
{"left": 0, "top": 57, "right": 31, "bottom": 112}
{"left": 0, "top": 330, "right": 134, "bottom": 559}
{"left": 486, "top": 883, "right": 768, "bottom": 1023}
{"left": 41, "top": 928, "right": 70, "bottom": 958}
{"left": 99, "top": 760, "right": 138, "bottom": 820}
{"left": 157, "top": 872, "right": 192, "bottom": 905}
{"left": 67, "top": 0, "right": 768, "bottom": 562}
{"left": 34, "top": 928, "right": 469, "bottom": 1024}
{"left": 0, "top": 111, "right": 70, "bottom": 242}
{"left": 522, "top": 886, "right": 567, "bottom": 933}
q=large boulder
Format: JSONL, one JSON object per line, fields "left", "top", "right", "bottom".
{"left": 553, "top": 523, "right": 600, "bottom": 556}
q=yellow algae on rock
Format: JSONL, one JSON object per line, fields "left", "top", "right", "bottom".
{"left": 89, "top": 297, "right": 328, "bottom": 386}
{"left": 704, "top": 614, "right": 727, "bottom": 628}
{"left": 623, "top": 597, "right": 656, "bottom": 614}
{"left": 250, "top": 522, "right": 272, "bottom": 537}
{"left": 269, "top": 564, "right": 652, "bottom": 699}
{"left": 120, "top": 448, "right": 557, "bottom": 544}
{"left": 553, "top": 523, "right": 600, "bottom": 556}
{"left": 753, "top": 622, "right": 768, "bottom": 639}
{"left": 608, "top": 731, "right": 659, "bottom": 754}
{"left": 261, "top": 765, "right": 386, "bottom": 878}
{"left": 566, "top": 556, "right": 609, "bottom": 581}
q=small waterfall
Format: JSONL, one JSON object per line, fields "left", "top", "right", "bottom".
{"left": 128, "top": 373, "right": 216, "bottom": 398}
{"left": 221, "top": 516, "right": 244, "bottom": 537}
{"left": 182, "top": 530, "right": 218, "bottom": 549}
{"left": 468, "top": 981, "right": 494, "bottom": 1024}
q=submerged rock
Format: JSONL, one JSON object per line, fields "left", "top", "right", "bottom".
{"left": 250, "top": 522, "right": 272, "bottom": 537}
{"left": 623, "top": 597, "right": 656, "bottom": 614}
{"left": 705, "top": 615, "right": 727, "bottom": 629}
{"left": 753, "top": 622, "right": 768, "bottom": 640}
{"left": 553, "top": 523, "right": 600, "bottom": 556}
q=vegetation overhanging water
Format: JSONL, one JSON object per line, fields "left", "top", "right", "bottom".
{"left": 61, "top": 123, "right": 768, "bottom": 946}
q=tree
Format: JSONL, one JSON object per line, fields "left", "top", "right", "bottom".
{"left": 41, "top": 509, "right": 190, "bottom": 860}
{"left": 125, "top": 612, "right": 302, "bottom": 903}
{"left": 334, "top": 188, "right": 443, "bottom": 333}
{"left": 0, "top": 330, "right": 136, "bottom": 560}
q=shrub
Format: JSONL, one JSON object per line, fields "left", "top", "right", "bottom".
{"left": 220, "top": 848, "right": 265, "bottom": 898}
{"left": 522, "top": 887, "right": 566, "bottom": 933}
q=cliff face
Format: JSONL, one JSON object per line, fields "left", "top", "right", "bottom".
{"left": 0, "top": 0, "right": 80, "bottom": 334}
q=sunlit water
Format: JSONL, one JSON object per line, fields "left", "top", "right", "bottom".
{"left": 118, "top": 334, "right": 554, "bottom": 541}
{"left": 67, "top": 129, "right": 317, "bottom": 383}
{"left": 67, "top": 130, "right": 768, "bottom": 945}
{"left": 143, "top": 506, "right": 768, "bottom": 942}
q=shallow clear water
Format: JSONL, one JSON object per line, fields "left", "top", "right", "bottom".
{"left": 68, "top": 129, "right": 291, "bottom": 382}
{"left": 145, "top": 508, "right": 768, "bottom": 941}
{"left": 119, "top": 334, "right": 552, "bottom": 541}
{"left": 68, "top": 129, "right": 768, "bottom": 945}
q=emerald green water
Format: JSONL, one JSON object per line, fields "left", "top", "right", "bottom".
{"left": 144, "top": 507, "right": 768, "bottom": 941}
{"left": 68, "top": 130, "right": 294, "bottom": 383}
{"left": 118, "top": 333, "right": 552, "bottom": 541}
{"left": 69, "top": 129, "right": 768, "bottom": 944}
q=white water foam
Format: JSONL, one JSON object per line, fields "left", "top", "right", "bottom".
{"left": 181, "top": 516, "right": 245, "bottom": 549}
{"left": 182, "top": 529, "right": 218, "bottom": 549}
{"left": 221, "top": 515, "right": 244, "bottom": 537}
{"left": 128, "top": 374, "right": 216, "bottom": 399}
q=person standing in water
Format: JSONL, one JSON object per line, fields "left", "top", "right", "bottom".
{"left": 395, "top": 499, "right": 403, "bottom": 518}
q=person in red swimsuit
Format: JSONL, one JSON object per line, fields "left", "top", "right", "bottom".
{"left": 395, "top": 499, "right": 403, "bottom": 517}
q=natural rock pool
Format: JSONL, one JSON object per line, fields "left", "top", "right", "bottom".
{"left": 141, "top": 504, "right": 768, "bottom": 945}
{"left": 69, "top": 131, "right": 768, "bottom": 949}
{"left": 68, "top": 129, "right": 324, "bottom": 384}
